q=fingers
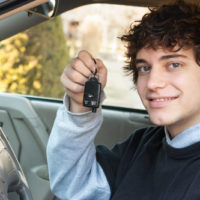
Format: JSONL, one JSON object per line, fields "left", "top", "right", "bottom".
{"left": 61, "top": 51, "right": 93, "bottom": 94}
{"left": 65, "top": 63, "right": 88, "bottom": 86}
{"left": 61, "top": 50, "right": 107, "bottom": 92}
{"left": 60, "top": 50, "right": 108, "bottom": 112}
{"left": 71, "top": 57, "right": 91, "bottom": 79}
{"left": 60, "top": 72, "right": 84, "bottom": 94}
{"left": 95, "top": 58, "right": 107, "bottom": 89}
{"left": 78, "top": 50, "right": 97, "bottom": 74}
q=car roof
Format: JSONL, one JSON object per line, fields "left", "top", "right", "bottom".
{"left": 0, "top": 0, "right": 170, "bottom": 41}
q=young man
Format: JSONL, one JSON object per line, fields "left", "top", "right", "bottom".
{"left": 47, "top": 1, "right": 200, "bottom": 199}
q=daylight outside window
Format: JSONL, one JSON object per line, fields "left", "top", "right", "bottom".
{"left": 0, "top": 4, "right": 148, "bottom": 109}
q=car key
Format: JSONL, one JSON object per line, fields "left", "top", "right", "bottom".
{"left": 83, "top": 59, "right": 101, "bottom": 112}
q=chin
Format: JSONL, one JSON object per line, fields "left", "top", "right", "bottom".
{"left": 149, "top": 114, "right": 171, "bottom": 126}
{"left": 147, "top": 107, "right": 176, "bottom": 126}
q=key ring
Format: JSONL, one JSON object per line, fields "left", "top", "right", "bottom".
{"left": 93, "top": 58, "right": 97, "bottom": 76}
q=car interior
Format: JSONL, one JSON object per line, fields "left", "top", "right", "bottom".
{"left": 0, "top": 0, "right": 171, "bottom": 199}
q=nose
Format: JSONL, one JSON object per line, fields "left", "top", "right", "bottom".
{"left": 147, "top": 68, "right": 167, "bottom": 90}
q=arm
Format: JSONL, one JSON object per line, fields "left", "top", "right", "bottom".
{"left": 47, "top": 96, "right": 110, "bottom": 200}
{"left": 46, "top": 50, "right": 110, "bottom": 200}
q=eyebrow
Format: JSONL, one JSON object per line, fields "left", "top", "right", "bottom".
{"left": 160, "top": 54, "right": 187, "bottom": 60}
{"left": 135, "top": 54, "right": 188, "bottom": 65}
{"left": 135, "top": 59, "right": 147, "bottom": 65}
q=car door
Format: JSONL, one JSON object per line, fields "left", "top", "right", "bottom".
{"left": 0, "top": 1, "right": 153, "bottom": 199}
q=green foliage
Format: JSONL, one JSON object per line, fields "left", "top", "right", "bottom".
{"left": 0, "top": 16, "right": 69, "bottom": 98}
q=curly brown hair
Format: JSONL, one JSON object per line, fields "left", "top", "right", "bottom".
{"left": 121, "top": 0, "right": 200, "bottom": 84}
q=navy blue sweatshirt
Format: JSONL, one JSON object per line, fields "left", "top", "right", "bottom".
{"left": 97, "top": 126, "right": 200, "bottom": 200}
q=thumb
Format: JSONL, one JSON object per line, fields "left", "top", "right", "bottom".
{"left": 95, "top": 58, "right": 107, "bottom": 90}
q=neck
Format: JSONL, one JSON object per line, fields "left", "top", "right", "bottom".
{"left": 167, "top": 121, "right": 200, "bottom": 138}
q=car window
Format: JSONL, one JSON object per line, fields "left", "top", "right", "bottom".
{"left": 0, "top": 4, "right": 148, "bottom": 109}
{"left": 62, "top": 4, "right": 147, "bottom": 109}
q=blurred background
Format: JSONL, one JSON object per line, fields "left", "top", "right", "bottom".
{"left": 0, "top": 4, "right": 148, "bottom": 109}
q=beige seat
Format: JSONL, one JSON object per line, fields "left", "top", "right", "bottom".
{"left": 0, "top": 92, "right": 54, "bottom": 200}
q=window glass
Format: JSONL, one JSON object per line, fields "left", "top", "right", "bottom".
{"left": 0, "top": 4, "right": 148, "bottom": 109}
{"left": 0, "top": 16, "right": 68, "bottom": 98}
{"left": 62, "top": 4, "right": 148, "bottom": 109}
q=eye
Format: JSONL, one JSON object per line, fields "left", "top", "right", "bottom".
{"left": 168, "top": 62, "right": 181, "bottom": 69}
{"left": 137, "top": 66, "right": 151, "bottom": 74}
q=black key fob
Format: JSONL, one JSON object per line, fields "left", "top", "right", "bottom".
{"left": 83, "top": 76, "right": 101, "bottom": 112}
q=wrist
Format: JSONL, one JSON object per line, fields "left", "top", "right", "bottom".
{"left": 69, "top": 98, "right": 91, "bottom": 113}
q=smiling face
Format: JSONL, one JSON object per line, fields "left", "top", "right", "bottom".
{"left": 136, "top": 47, "right": 200, "bottom": 137}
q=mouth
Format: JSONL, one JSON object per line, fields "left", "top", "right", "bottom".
{"left": 147, "top": 96, "right": 178, "bottom": 108}
{"left": 149, "top": 97, "right": 177, "bottom": 102}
